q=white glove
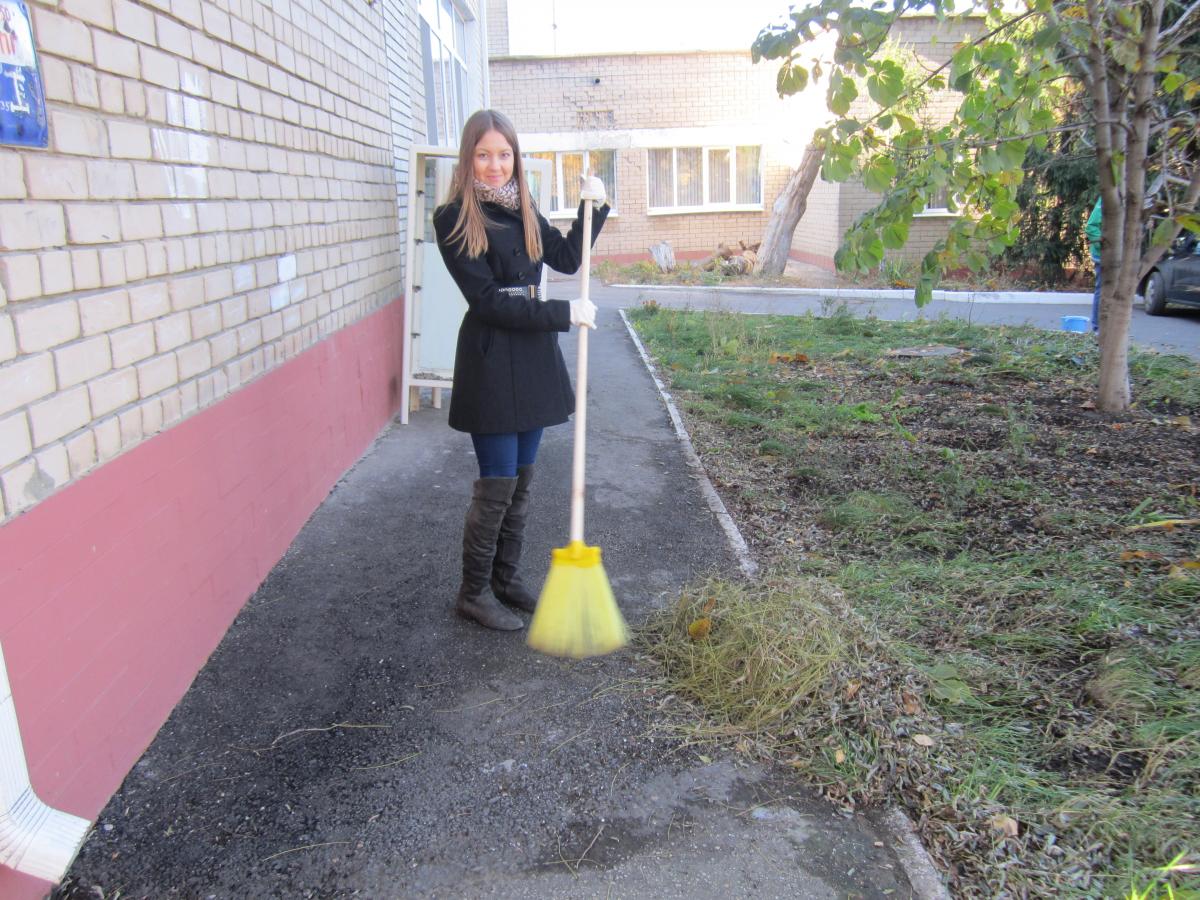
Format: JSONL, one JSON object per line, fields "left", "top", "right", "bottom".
{"left": 569, "top": 298, "right": 597, "bottom": 329}
{"left": 579, "top": 175, "right": 606, "bottom": 208}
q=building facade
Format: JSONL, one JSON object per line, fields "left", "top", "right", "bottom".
{"left": 488, "top": 4, "right": 965, "bottom": 270}
{"left": 0, "top": 1, "right": 487, "bottom": 896}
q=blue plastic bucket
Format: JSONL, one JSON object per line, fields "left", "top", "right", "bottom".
{"left": 1061, "top": 315, "right": 1090, "bottom": 333}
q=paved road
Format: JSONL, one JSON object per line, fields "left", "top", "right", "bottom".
{"left": 53, "top": 308, "right": 923, "bottom": 899}
{"left": 575, "top": 282, "right": 1200, "bottom": 360}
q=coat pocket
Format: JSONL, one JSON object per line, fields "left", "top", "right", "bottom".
{"left": 478, "top": 325, "right": 494, "bottom": 356}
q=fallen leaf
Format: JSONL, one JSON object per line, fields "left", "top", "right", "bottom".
{"left": 1182, "top": 561, "right": 1200, "bottom": 570}
{"left": 1080, "top": 400, "right": 1096, "bottom": 410}
{"left": 845, "top": 680, "right": 862, "bottom": 700}
{"left": 1170, "top": 415, "right": 1193, "bottom": 427}
{"left": 687, "top": 618, "right": 712, "bottom": 640}
{"left": 702, "top": 596, "right": 717, "bottom": 614}
{"left": 834, "top": 748, "right": 846, "bottom": 764}
{"left": 902, "top": 691, "right": 922, "bottom": 715}
{"left": 989, "top": 814, "right": 1020, "bottom": 837}
{"left": 931, "top": 679, "right": 973, "bottom": 704}
{"left": 1167, "top": 565, "right": 1191, "bottom": 580}
{"left": 768, "top": 352, "right": 811, "bottom": 365}
{"left": 912, "top": 734, "right": 936, "bottom": 748}
{"left": 1119, "top": 549, "right": 1167, "bottom": 562}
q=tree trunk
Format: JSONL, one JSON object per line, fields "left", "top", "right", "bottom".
{"left": 1097, "top": 283, "right": 1134, "bottom": 411}
{"left": 1093, "top": 0, "right": 1166, "bottom": 413}
{"left": 756, "top": 143, "right": 825, "bottom": 276}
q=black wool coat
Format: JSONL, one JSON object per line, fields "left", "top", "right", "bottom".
{"left": 432, "top": 200, "right": 608, "bottom": 434}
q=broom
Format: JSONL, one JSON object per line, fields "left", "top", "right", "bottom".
{"left": 527, "top": 194, "right": 629, "bottom": 659}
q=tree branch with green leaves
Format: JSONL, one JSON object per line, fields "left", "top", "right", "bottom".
{"left": 754, "top": 0, "right": 1199, "bottom": 412}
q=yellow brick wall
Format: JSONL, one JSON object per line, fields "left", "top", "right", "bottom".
{"left": 791, "top": 177, "right": 842, "bottom": 265}
{"left": 486, "top": 0, "right": 508, "bottom": 57}
{"left": 0, "top": 0, "right": 416, "bottom": 521}
{"left": 490, "top": 51, "right": 815, "bottom": 260}
{"left": 490, "top": 19, "right": 971, "bottom": 266}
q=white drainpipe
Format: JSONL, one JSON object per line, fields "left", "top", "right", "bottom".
{"left": 0, "top": 641, "right": 90, "bottom": 882}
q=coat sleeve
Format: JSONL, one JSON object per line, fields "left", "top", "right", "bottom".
{"left": 539, "top": 201, "right": 609, "bottom": 275}
{"left": 433, "top": 204, "right": 571, "bottom": 332}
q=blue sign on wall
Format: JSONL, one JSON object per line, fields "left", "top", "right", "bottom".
{"left": 0, "top": 0, "right": 47, "bottom": 148}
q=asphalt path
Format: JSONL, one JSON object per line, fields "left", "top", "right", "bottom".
{"left": 52, "top": 307, "right": 923, "bottom": 899}
{"left": 580, "top": 282, "right": 1200, "bottom": 360}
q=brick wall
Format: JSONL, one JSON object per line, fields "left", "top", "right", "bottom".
{"left": 487, "top": 17, "right": 973, "bottom": 268}
{"left": 381, "top": 0, "right": 424, "bottom": 271}
{"left": 0, "top": 300, "right": 405, "bottom": 900}
{"left": 486, "top": 0, "right": 508, "bottom": 62}
{"left": 791, "top": 177, "right": 841, "bottom": 268}
{"left": 0, "top": 0, "right": 406, "bottom": 524}
{"left": 588, "top": 149, "right": 794, "bottom": 261}
{"left": 0, "top": 2, "right": 440, "bottom": 893}
{"left": 796, "top": 16, "right": 979, "bottom": 268}
{"left": 490, "top": 51, "right": 818, "bottom": 261}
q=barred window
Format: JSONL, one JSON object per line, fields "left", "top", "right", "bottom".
{"left": 647, "top": 146, "right": 762, "bottom": 211}
{"left": 528, "top": 150, "right": 617, "bottom": 216}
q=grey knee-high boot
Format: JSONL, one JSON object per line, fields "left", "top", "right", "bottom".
{"left": 456, "top": 477, "right": 524, "bottom": 631}
{"left": 491, "top": 465, "right": 538, "bottom": 613}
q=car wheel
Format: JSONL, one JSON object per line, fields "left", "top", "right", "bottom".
{"left": 1143, "top": 270, "right": 1167, "bottom": 316}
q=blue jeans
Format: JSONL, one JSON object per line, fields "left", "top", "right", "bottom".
{"left": 1091, "top": 257, "right": 1101, "bottom": 334}
{"left": 471, "top": 429, "right": 544, "bottom": 478}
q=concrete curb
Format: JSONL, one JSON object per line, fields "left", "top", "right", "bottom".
{"left": 621, "top": 307, "right": 953, "bottom": 900}
{"left": 612, "top": 282, "right": 1093, "bottom": 306}
{"left": 619, "top": 309, "right": 757, "bottom": 579}
{"left": 878, "top": 808, "right": 954, "bottom": 900}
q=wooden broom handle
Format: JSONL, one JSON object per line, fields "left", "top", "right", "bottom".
{"left": 569, "top": 200, "right": 593, "bottom": 545}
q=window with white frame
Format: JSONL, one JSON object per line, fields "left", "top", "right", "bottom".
{"left": 528, "top": 150, "right": 617, "bottom": 216}
{"left": 647, "top": 146, "right": 762, "bottom": 212}
{"left": 917, "top": 184, "right": 958, "bottom": 216}
{"left": 419, "top": 0, "right": 468, "bottom": 147}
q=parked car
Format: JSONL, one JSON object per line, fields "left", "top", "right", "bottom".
{"left": 1141, "top": 232, "right": 1200, "bottom": 315}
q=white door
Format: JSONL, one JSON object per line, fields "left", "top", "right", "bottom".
{"left": 401, "top": 151, "right": 553, "bottom": 423}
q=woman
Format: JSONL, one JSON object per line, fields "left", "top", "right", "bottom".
{"left": 433, "top": 109, "right": 609, "bottom": 632}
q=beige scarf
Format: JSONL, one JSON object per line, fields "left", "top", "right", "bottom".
{"left": 473, "top": 178, "right": 520, "bottom": 210}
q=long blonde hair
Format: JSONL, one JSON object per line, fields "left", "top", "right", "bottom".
{"left": 444, "top": 110, "right": 543, "bottom": 261}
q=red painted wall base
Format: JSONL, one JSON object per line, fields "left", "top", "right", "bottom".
{"left": 0, "top": 300, "right": 404, "bottom": 898}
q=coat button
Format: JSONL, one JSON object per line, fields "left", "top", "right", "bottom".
{"left": 513, "top": 248, "right": 520, "bottom": 256}
{"left": 517, "top": 271, "right": 525, "bottom": 279}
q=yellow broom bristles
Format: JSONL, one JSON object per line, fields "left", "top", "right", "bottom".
{"left": 527, "top": 540, "right": 629, "bottom": 658}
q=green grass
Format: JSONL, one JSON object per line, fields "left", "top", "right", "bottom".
{"left": 630, "top": 303, "right": 1200, "bottom": 898}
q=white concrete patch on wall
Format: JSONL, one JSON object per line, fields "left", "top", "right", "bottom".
{"left": 0, "top": 643, "right": 90, "bottom": 882}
